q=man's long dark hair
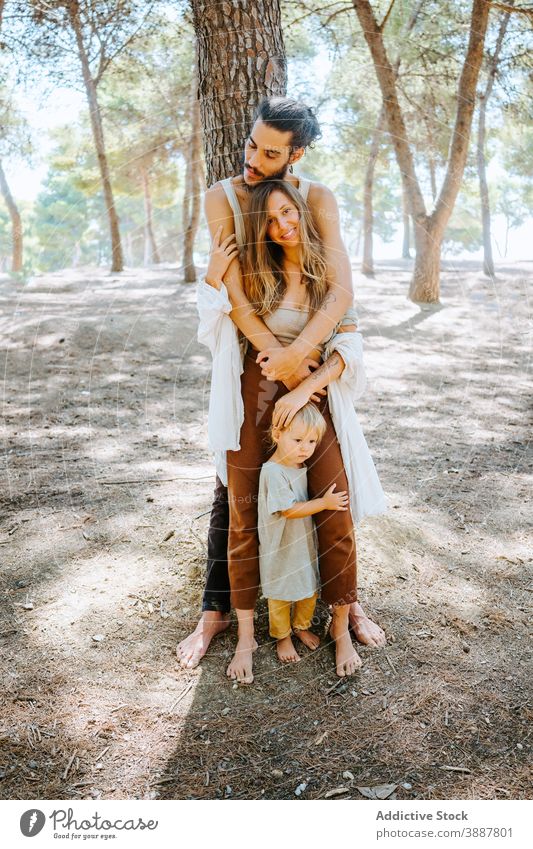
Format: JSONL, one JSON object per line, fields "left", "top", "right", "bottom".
{"left": 255, "top": 97, "right": 322, "bottom": 151}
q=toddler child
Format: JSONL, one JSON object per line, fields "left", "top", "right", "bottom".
{"left": 257, "top": 402, "right": 350, "bottom": 663}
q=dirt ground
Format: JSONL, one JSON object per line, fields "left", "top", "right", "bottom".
{"left": 0, "top": 259, "right": 531, "bottom": 801}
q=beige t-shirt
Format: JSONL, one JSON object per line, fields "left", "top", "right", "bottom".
{"left": 258, "top": 460, "right": 320, "bottom": 602}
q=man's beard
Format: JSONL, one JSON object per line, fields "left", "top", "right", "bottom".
{"left": 241, "top": 153, "right": 291, "bottom": 187}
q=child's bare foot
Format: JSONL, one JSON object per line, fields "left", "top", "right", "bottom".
{"left": 294, "top": 629, "right": 320, "bottom": 650}
{"left": 176, "top": 611, "right": 231, "bottom": 669}
{"left": 330, "top": 617, "right": 362, "bottom": 677}
{"left": 349, "top": 601, "right": 386, "bottom": 647}
{"left": 276, "top": 635, "right": 301, "bottom": 663}
{"left": 226, "top": 637, "right": 258, "bottom": 684}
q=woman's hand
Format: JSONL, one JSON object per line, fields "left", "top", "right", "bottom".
{"left": 256, "top": 344, "right": 304, "bottom": 382}
{"left": 205, "top": 226, "right": 239, "bottom": 289}
{"left": 272, "top": 385, "right": 314, "bottom": 429}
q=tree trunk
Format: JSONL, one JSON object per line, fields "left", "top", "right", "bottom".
{"left": 72, "top": 240, "right": 81, "bottom": 267}
{"left": 477, "top": 4, "right": 512, "bottom": 278}
{"left": 401, "top": 188, "right": 411, "bottom": 259}
{"left": 352, "top": 0, "right": 491, "bottom": 303}
{"left": 428, "top": 156, "right": 437, "bottom": 203}
{"left": 412, "top": 220, "right": 442, "bottom": 303}
{"left": 182, "top": 80, "right": 202, "bottom": 282}
{"left": 190, "top": 0, "right": 287, "bottom": 185}
{"left": 69, "top": 5, "right": 124, "bottom": 272}
{"left": 477, "top": 97, "right": 495, "bottom": 278}
{"left": 125, "top": 230, "right": 133, "bottom": 267}
{"left": 141, "top": 166, "right": 160, "bottom": 266}
{"left": 0, "top": 160, "right": 23, "bottom": 273}
{"left": 362, "top": 105, "right": 386, "bottom": 277}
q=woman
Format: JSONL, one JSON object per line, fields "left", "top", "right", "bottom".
{"left": 198, "top": 180, "right": 386, "bottom": 682}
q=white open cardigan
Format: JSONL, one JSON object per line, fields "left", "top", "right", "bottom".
{"left": 196, "top": 278, "right": 388, "bottom": 526}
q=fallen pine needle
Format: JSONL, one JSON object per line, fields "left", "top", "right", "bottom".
{"left": 62, "top": 749, "right": 78, "bottom": 781}
{"left": 168, "top": 682, "right": 194, "bottom": 713}
{"left": 385, "top": 653, "right": 397, "bottom": 674}
{"left": 438, "top": 765, "right": 471, "bottom": 773}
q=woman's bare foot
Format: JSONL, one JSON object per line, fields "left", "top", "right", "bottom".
{"left": 226, "top": 636, "right": 258, "bottom": 683}
{"left": 348, "top": 601, "right": 386, "bottom": 648}
{"left": 330, "top": 614, "right": 362, "bottom": 677}
{"left": 176, "top": 611, "right": 231, "bottom": 669}
{"left": 276, "top": 635, "right": 301, "bottom": 663}
{"left": 294, "top": 629, "right": 320, "bottom": 650}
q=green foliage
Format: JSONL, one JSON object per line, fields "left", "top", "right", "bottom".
{"left": 31, "top": 168, "right": 97, "bottom": 271}
{"left": 2, "top": 0, "right": 531, "bottom": 270}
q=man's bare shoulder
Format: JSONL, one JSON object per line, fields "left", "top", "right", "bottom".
{"left": 205, "top": 181, "right": 227, "bottom": 201}
{"left": 204, "top": 182, "right": 233, "bottom": 217}
{"left": 306, "top": 181, "right": 338, "bottom": 209}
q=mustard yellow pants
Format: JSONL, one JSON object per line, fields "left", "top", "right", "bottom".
{"left": 267, "top": 594, "right": 318, "bottom": 640}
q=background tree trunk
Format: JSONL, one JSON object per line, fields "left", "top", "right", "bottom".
{"left": 190, "top": 0, "right": 287, "bottom": 185}
{"left": 0, "top": 160, "right": 23, "bottom": 272}
{"left": 401, "top": 189, "right": 411, "bottom": 259}
{"left": 69, "top": 4, "right": 124, "bottom": 272}
{"left": 362, "top": 105, "right": 386, "bottom": 276}
{"left": 352, "top": 0, "right": 491, "bottom": 303}
{"left": 477, "top": 4, "right": 513, "bottom": 278}
{"left": 141, "top": 165, "right": 160, "bottom": 266}
{"left": 412, "top": 220, "right": 443, "bottom": 302}
{"left": 182, "top": 80, "right": 202, "bottom": 282}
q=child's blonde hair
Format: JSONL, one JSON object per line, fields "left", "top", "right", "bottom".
{"left": 267, "top": 402, "right": 327, "bottom": 450}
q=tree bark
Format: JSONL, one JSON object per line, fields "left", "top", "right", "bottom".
{"left": 362, "top": 105, "right": 386, "bottom": 276}
{"left": 0, "top": 160, "right": 23, "bottom": 273}
{"left": 141, "top": 165, "right": 160, "bottom": 266}
{"left": 477, "top": 4, "right": 512, "bottom": 278}
{"left": 401, "top": 188, "right": 410, "bottom": 259}
{"left": 412, "top": 219, "right": 443, "bottom": 303}
{"left": 182, "top": 79, "right": 202, "bottom": 282}
{"left": 352, "top": 0, "right": 491, "bottom": 303}
{"left": 428, "top": 156, "right": 437, "bottom": 203}
{"left": 68, "top": 3, "right": 124, "bottom": 272}
{"left": 360, "top": 3, "right": 423, "bottom": 275}
{"left": 190, "top": 0, "right": 287, "bottom": 185}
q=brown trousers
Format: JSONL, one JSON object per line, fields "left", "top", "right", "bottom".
{"left": 227, "top": 348, "right": 357, "bottom": 610}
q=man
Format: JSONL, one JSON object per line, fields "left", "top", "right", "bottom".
{"left": 177, "top": 97, "right": 386, "bottom": 673}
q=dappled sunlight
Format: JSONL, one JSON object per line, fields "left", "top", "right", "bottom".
{"left": 1, "top": 263, "right": 530, "bottom": 799}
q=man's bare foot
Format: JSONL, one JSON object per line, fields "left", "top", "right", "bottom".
{"left": 349, "top": 601, "right": 386, "bottom": 648}
{"left": 226, "top": 637, "right": 258, "bottom": 684}
{"left": 176, "top": 611, "right": 231, "bottom": 669}
{"left": 276, "top": 635, "right": 301, "bottom": 663}
{"left": 330, "top": 616, "right": 362, "bottom": 677}
{"left": 294, "top": 629, "right": 320, "bottom": 650}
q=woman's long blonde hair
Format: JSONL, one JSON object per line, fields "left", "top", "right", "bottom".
{"left": 242, "top": 180, "right": 329, "bottom": 317}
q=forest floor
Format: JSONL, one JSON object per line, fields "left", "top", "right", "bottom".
{"left": 0, "top": 259, "right": 531, "bottom": 801}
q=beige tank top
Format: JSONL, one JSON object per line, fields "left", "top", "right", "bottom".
{"left": 262, "top": 305, "right": 323, "bottom": 351}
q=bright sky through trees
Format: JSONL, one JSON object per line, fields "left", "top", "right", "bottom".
{"left": 4, "top": 11, "right": 532, "bottom": 265}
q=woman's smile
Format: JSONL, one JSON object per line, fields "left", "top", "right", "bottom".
{"left": 279, "top": 226, "right": 297, "bottom": 241}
